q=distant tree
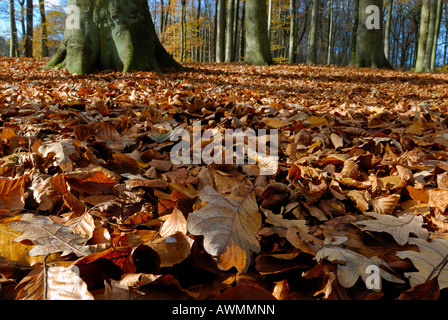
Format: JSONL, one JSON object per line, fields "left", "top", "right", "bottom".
{"left": 288, "top": 0, "right": 296, "bottom": 64}
{"left": 216, "top": 0, "right": 226, "bottom": 62}
{"left": 354, "top": 0, "right": 392, "bottom": 68}
{"left": 24, "top": 0, "right": 33, "bottom": 57}
{"left": 244, "top": 0, "right": 273, "bottom": 65}
{"left": 9, "top": 0, "right": 19, "bottom": 57}
{"left": 384, "top": 0, "right": 393, "bottom": 60}
{"left": 307, "top": 0, "right": 319, "bottom": 65}
{"left": 415, "top": 0, "right": 430, "bottom": 72}
{"left": 39, "top": 0, "right": 49, "bottom": 57}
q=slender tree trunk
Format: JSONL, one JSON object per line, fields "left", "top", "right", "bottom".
{"left": 430, "top": 0, "right": 443, "bottom": 70}
{"left": 424, "top": 0, "right": 437, "bottom": 71}
{"left": 24, "top": 0, "right": 33, "bottom": 57}
{"left": 9, "top": 0, "right": 19, "bottom": 57}
{"left": 326, "top": 0, "right": 334, "bottom": 65}
{"left": 239, "top": 0, "right": 246, "bottom": 61}
{"left": 18, "top": 0, "right": 26, "bottom": 55}
{"left": 180, "top": 0, "right": 187, "bottom": 62}
{"left": 355, "top": 0, "right": 392, "bottom": 68}
{"left": 233, "top": 0, "right": 240, "bottom": 60}
{"left": 267, "top": 0, "right": 273, "bottom": 44}
{"left": 39, "top": 0, "right": 49, "bottom": 57}
{"left": 415, "top": 0, "right": 430, "bottom": 72}
{"left": 444, "top": 7, "right": 448, "bottom": 65}
{"left": 245, "top": 0, "right": 273, "bottom": 65}
{"left": 212, "top": 0, "right": 218, "bottom": 61}
{"left": 350, "top": 0, "right": 360, "bottom": 65}
{"left": 384, "top": 0, "right": 393, "bottom": 60}
{"left": 225, "top": 0, "right": 235, "bottom": 62}
{"left": 216, "top": 0, "right": 226, "bottom": 62}
{"left": 288, "top": 0, "right": 296, "bottom": 63}
{"left": 307, "top": 0, "right": 319, "bottom": 65}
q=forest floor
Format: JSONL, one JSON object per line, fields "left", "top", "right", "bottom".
{"left": 0, "top": 57, "right": 448, "bottom": 300}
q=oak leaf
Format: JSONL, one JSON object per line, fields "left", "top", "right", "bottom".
{"left": 315, "top": 247, "right": 405, "bottom": 289}
{"left": 186, "top": 186, "right": 262, "bottom": 273}
{"left": 356, "top": 212, "right": 429, "bottom": 245}
{"left": 396, "top": 238, "right": 448, "bottom": 289}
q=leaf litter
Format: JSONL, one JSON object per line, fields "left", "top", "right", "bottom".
{"left": 0, "top": 57, "right": 448, "bottom": 299}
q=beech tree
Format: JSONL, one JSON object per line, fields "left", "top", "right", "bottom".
{"left": 244, "top": 0, "right": 273, "bottom": 65}
{"left": 9, "top": 0, "right": 19, "bottom": 57}
{"left": 354, "top": 0, "right": 392, "bottom": 68}
{"left": 45, "top": 0, "right": 182, "bottom": 74}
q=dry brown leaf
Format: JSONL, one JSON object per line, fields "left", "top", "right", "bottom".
{"left": 396, "top": 238, "right": 448, "bottom": 289}
{"left": 159, "top": 207, "right": 187, "bottom": 238}
{"left": 371, "top": 194, "right": 400, "bottom": 215}
{"left": 9, "top": 214, "right": 91, "bottom": 257}
{"left": 0, "top": 175, "right": 28, "bottom": 211}
{"left": 187, "top": 186, "right": 261, "bottom": 273}
{"left": 356, "top": 212, "right": 429, "bottom": 245}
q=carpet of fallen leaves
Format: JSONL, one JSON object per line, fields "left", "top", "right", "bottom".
{"left": 1, "top": 57, "right": 448, "bottom": 300}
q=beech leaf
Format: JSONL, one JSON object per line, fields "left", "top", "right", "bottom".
{"left": 186, "top": 186, "right": 262, "bottom": 273}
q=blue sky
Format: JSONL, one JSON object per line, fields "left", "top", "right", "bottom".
{"left": 0, "top": 0, "right": 61, "bottom": 38}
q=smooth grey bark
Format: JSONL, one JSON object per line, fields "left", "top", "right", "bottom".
{"left": 45, "top": 0, "right": 181, "bottom": 74}
{"left": 39, "top": 0, "right": 49, "bottom": 57}
{"left": 415, "top": 0, "right": 430, "bottom": 72}
{"left": 267, "top": 0, "right": 273, "bottom": 44}
{"left": 326, "top": 0, "right": 333, "bottom": 65}
{"left": 244, "top": 0, "right": 273, "bottom": 65}
{"left": 180, "top": 0, "right": 186, "bottom": 62}
{"left": 430, "top": 0, "right": 443, "bottom": 71}
{"left": 24, "top": 0, "right": 33, "bottom": 57}
{"left": 216, "top": 0, "right": 226, "bottom": 62}
{"left": 225, "top": 0, "right": 235, "bottom": 62}
{"left": 307, "top": 0, "right": 319, "bottom": 65}
{"left": 9, "top": 0, "right": 19, "bottom": 57}
{"left": 288, "top": 0, "right": 296, "bottom": 63}
{"left": 354, "top": 0, "right": 392, "bottom": 68}
{"left": 350, "top": 0, "right": 359, "bottom": 64}
{"left": 384, "top": 0, "right": 393, "bottom": 60}
{"left": 424, "top": 0, "right": 437, "bottom": 71}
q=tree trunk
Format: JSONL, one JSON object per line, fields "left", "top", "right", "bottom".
{"left": 326, "top": 0, "right": 334, "bottom": 65}
{"left": 355, "top": 0, "right": 392, "bottom": 68}
{"left": 239, "top": 0, "right": 246, "bottom": 61}
{"left": 39, "top": 0, "right": 49, "bottom": 58}
{"left": 267, "top": 0, "right": 273, "bottom": 44}
{"left": 424, "top": 0, "right": 437, "bottom": 71}
{"left": 233, "top": 0, "right": 240, "bottom": 60}
{"left": 244, "top": 0, "right": 273, "bottom": 65}
{"left": 180, "top": 0, "right": 187, "bottom": 62}
{"left": 9, "top": 0, "right": 19, "bottom": 57}
{"left": 430, "top": 0, "right": 443, "bottom": 71}
{"left": 216, "top": 0, "right": 226, "bottom": 62}
{"left": 307, "top": 0, "right": 319, "bottom": 65}
{"left": 350, "top": 0, "right": 359, "bottom": 65}
{"left": 225, "top": 0, "right": 235, "bottom": 62}
{"left": 45, "top": 0, "right": 182, "bottom": 74}
{"left": 24, "top": 0, "right": 33, "bottom": 57}
{"left": 415, "top": 0, "right": 430, "bottom": 72}
{"left": 288, "top": 0, "right": 296, "bottom": 64}
{"left": 384, "top": 0, "right": 393, "bottom": 60}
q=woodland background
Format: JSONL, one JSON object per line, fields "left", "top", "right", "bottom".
{"left": 0, "top": 0, "right": 447, "bottom": 71}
